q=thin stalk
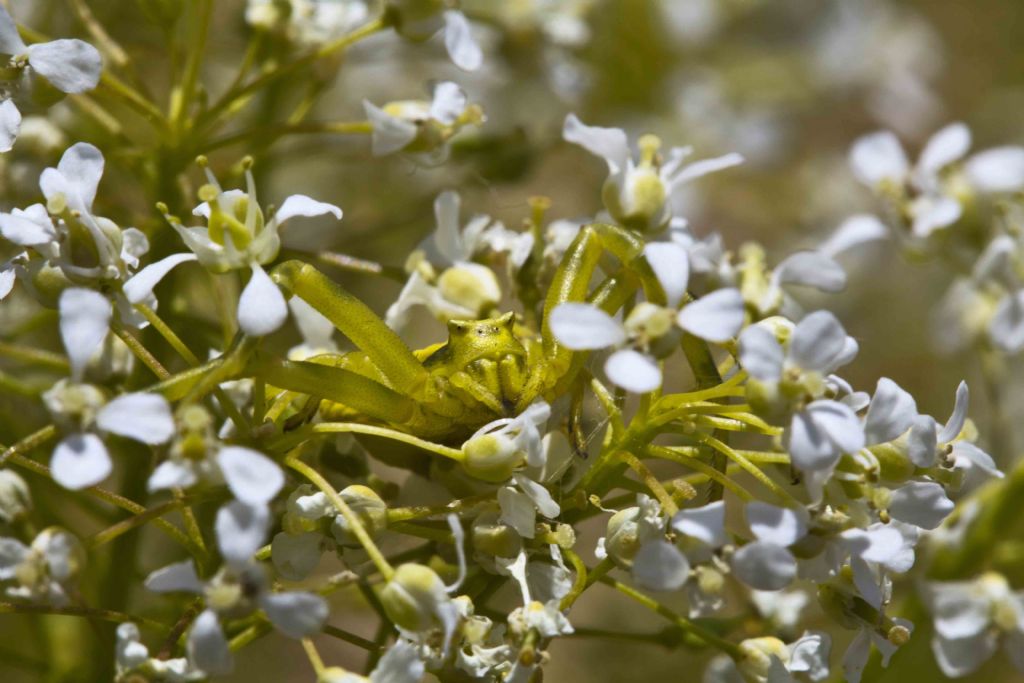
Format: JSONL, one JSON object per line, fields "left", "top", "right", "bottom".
{"left": 0, "top": 601, "right": 165, "bottom": 631}
{"left": 0, "top": 341, "right": 70, "bottom": 372}
{"left": 285, "top": 455, "right": 394, "bottom": 580}
{"left": 205, "top": 120, "right": 372, "bottom": 151}
{"left": 111, "top": 322, "right": 170, "bottom": 379}
{"left": 322, "top": 624, "right": 380, "bottom": 651}
{"left": 0, "top": 425, "right": 58, "bottom": 467}
{"left": 271, "top": 423, "right": 464, "bottom": 462}
{"left": 621, "top": 452, "right": 678, "bottom": 516}
{"left": 696, "top": 435, "right": 798, "bottom": 506}
{"left": 646, "top": 445, "right": 755, "bottom": 501}
{"left": 301, "top": 638, "right": 325, "bottom": 677}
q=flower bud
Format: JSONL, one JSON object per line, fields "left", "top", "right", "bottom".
{"left": 737, "top": 636, "right": 789, "bottom": 681}
{"left": 0, "top": 470, "right": 31, "bottom": 524}
{"left": 602, "top": 135, "right": 669, "bottom": 233}
{"left": 379, "top": 563, "right": 451, "bottom": 632}
{"left": 331, "top": 485, "right": 388, "bottom": 547}
{"left": 436, "top": 264, "right": 501, "bottom": 319}
{"left": 603, "top": 507, "right": 642, "bottom": 569}
{"left": 461, "top": 432, "right": 525, "bottom": 483}
{"left": 471, "top": 509, "right": 522, "bottom": 559}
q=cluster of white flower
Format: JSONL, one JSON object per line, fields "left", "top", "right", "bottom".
{"left": 0, "top": 1, "right": 1020, "bottom": 682}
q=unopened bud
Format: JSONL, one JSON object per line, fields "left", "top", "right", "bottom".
{"left": 379, "top": 563, "right": 449, "bottom": 632}
{"left": 0, "top": 470, "right": 31, "bottom": 523}
{"left": 331, "top": 485, "right": 388, "bottom": 547}
{"left": 462, "top": 432, "right": 524, "bottom": 483}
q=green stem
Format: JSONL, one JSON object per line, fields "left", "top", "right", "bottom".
{"left": 270, "top": 423, "right": 464, "bottom": 462}
{"left": 0, "top": 601, "right": 165, "bottom": 631}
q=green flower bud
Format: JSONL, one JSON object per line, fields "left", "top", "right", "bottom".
{"left": 471, "top": 509, "right": 522, "bottom": 559}
{"left": 0, "top": 470, "right": 31, "bottom": 524}
{"left": 331, "top": 485, "right": 388, "bottom": 547}
{"left": 737, "top": 636, "right": 789, "bottom": 680}
{"left": 379, "top": 563, "right": 450, "bottom": 632}
{"left": 461, "top": 432, "right": 524, "bottom": 483}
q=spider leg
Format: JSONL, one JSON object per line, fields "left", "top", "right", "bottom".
{"left": 271, "top": 260, "right": 431, "bottom": 397}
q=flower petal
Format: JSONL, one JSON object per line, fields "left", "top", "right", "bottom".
{"left": 363, "top": 100, "right": 417, "bottom": 156}
{"left": 27, "top": 39, "right": 102, "bottom": 93}
{"left": 632, "top": 540, "right": 690, "bottom": 592}
{"left": 549, "top": 302, "right": 625, "bottom": 350}
{"left": 0, "top": 205, "right": 55, "bottom": 246}
{"left": 51, "top": 433, "right": 111, "bottom": 489}
{"left": 0, "top": 6, "right": 27, "bottom": 54}
{"left": 864, "top": 378, "right": 917, "bottom": 445}
{"left": 274, "top": 195, "right": 342, "bottom": 224}
{"left": 144, "top": 559, "right": 203, "bottom": 593}
{"left": 44, "top": 142, "right": 104, "bottom": 213}
{"left": 604, "top": 348, "right": 662, "bottom": 393}
{"left": 677, "top": 288, "right": 745, "bottom": 342}
{"left": 0, "top": 99, "right": 21, "bottom": 153}
{"left": 442, "top": 10, "right": 482, "bottom": 71}
{"left": 672, "top": 500, "right": 726, "bottom": 548}
{"left": 818, "top": 214, "right": 889, "bottom": 258}
{"left": 931, "top": 632, "right": 998, "bottom": 679}
{"left": 433, "top": 190, "right": 464, "bottom": 264}
{"left": 643, "top": 242, "right": 690, "bottom": 307}
{"left": 937, "top": 381, "right": 968, "bottom": 443}
{"left": 670, "top": 152, "right": 744, "bottom": 188}
{"left": 917, "top": 122, "right": 971, "bottom": 178}
{"left": 888, "top": 481, "right": 954, "bottom": 530}
{"left": 849, "top": 131, "right": 909, "bottom": 186}
{"left": 789, "top": 311, "right": 848, "bottom": 373}
{"left": 562, "top": 113, "right": 629, "bottom": 173}
{"left": 147, "top": 460, "right": 197, "bottom": 492}
{"left": 188, "top": 609, "right": 233, "bottom": 675}
{"left": 123, "top": 253, "right": 197, "bottom": 304}
{"left": 429, "top": 81, "right": 466, "bottom": 125}
{"left": 498, "top": 486, "right": 537, "bottom": 539}
{"left": 237, "top": 263, "right": 288, "bottom": 336}
{"left": 271, "top": 532, "right": 322, "bottom": 581}
{"left": 990, "top": 291, "right": 1024, "bottom": 353}
{"left": 96, "top": 392, "right": 175, "bottom": 444}
{"left": 260, "top": 591, "right": 329, "bottom": 638}
{"left": 215, "top": 501, "right": 269, "bottom": 568}
{"left": 59, "top": 287, "right": 111, "bottom": 379}
{"left": 217, "top": 446, "right": 285, "bottom": 506}
{"left": 965, "top": 146, "right": 1024, "bottom": 193}
{"left": 731, "top": 541, "right": 796, "bottom": 591}
{"left": 738, "top": 325, "right": 784, "bottom": 381}
{"left": 746, "top": 502, "right": 807, "bottom": 546}
{"left": 773, "top": 252, "right": 846, "bottom": 293}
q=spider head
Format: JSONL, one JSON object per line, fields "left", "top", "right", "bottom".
{"left": 444, "top": 313, "right": 529, "bottom": 412}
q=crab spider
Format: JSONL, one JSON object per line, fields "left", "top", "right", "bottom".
{"left": 158, "top": 222, "right": 670, "bottom": 450}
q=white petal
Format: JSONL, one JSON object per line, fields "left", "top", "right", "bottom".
{"left": 677, "top": 288, "right": 745, "bottom": 342}
{"left": 786, "top": 401, "right": 864, "bottom": 472}
{"left": 147, "top": 460, "right": 197, "bottom": 492}
{"left": 512, "top": 473, "right": 560, "bottom": 519}
{"left": 669, "top": 152, "right": 744, "bottom": 188}
{"left": 931, "top": 632, "right": 997, "bottom": 678}
{"left": 215, "top": 501, "right": 269, "bottom": 567}
{"left": 498, "top": 486, "right": 537, "bottom": 539}
{"left": 731, "top": 541, "right": 796, "bottom": 591}
{"left": 0, "top": 99, "right": 21, "bottom": 153}
{"left": 0, "top": 7, "right": 27, "bottom": 54}
{"left": 144, "top": 560, "right": 203, "bottom": 593}
{"left": 917, "top": 122, "right": 971, "bottom": 177}
{"left": 0, "top": 538, "right": 28, "bottom": 578}
{"left": 849, "top": 131, "right": 909, "bottom": 186}
{"left": 851, "top": 557, "right": 883, "bottom": 609}
{"left": 46, "top": 142, "right": 104, "bottom": 212}
{"left": 96, "top": 393, "right": 175, "bottom": 444}
{"left": 908, "top": 415, "right": 937, "bottom": 467}
{"left": 123, "top": 253, "right": 197, "bottom": 304}
{"left": 840, "top": 525, "right": 904, "bottom": 564}
{"left": 271, "top": 532, "right": 322, "bottom": 581}
{"left": 27, "top": 40, "right": 102, "bottom": 93}
{"left": 371, "top": 640, "right": 425, "bottom": 683}
{"left": 0, "top": 266, "right": 13, "bottom": 300}
{"left": 888, "top": 481, "right": 954, "bottom": 530}
{"left": 274, "top": 195, "right": 342, "bottom": 224}
{"left": 788, "top": 631, "right": 832, "bottom": 680}
{"left": 237, "top": 263, "right": 288, "bottom": 336}
{"left": 937, "top": 381, "right": 968, "bottom": 443}
{"left": 911, "top": 195, "right": 961, "bottom": 238}
{"left": 841, "top": 628, "right": 871, "bottom": 683}
{"left": 0, "top": 205, "right": 55, "bottom": 246}
{"left": 643, "top": 242, "right": 690, "bottom": 307}
{"left": 433, "top": 190, "right": 464, "bottom": 263}
{"left": 442, "top": 10, "right": 482, "bottom": 71}
{"left": 864, "top": 378, "right": 917, "bottom": 444}
{"left": 217, "top": 446, "right": 284, "bottom": 506}
{"left": 671, "top": 500, "right": 726, "bottom": 548}
{"left": 738, "top": 325, "right": 784, "bottom": 381}
{"left": 990, "top": 291, "right": 1024, "bottom": 352}
{"left": 59, "top": 287, "right": 111, "bottom": 379}
{"left": 927, "top": 582, "right": 992, "bottom": 640}
{"left": 562, "top": 113, "right": 629, "bottom": 173}
{"left": 188, "top": 610, "right": 233, "bottom": 675}
{"left": 818, "top": 214, "right": 889, "bottom": 258}
{"left": 363, "top": 100, "right": 417, "bottom": 156}
{"left": 604, "top": 348, "right": 662, "bottom": 393}
{"left": 549, "top": 302, "right": 625, "bottom": 349}
{"left": 746, "top": 502, "right": 807, "bottom": 546}
{"left": 632, "top": 540, "right": 690, "bottom": 592}
{"left": 965, "top": 146, "right": 1024, "bottom": 193}
{"left": 789, "top": 311, "right": 848, "bottom": 373}
{"left": 773, "top": 252, "right": 846, "bottom": 292}
{"left": 429, "top": 81, "right": 466, "bottom": 125}
{"left": 51, "top": 433, "right": 111, "bottom": 490}
{"left": 951, "top": 441, "right": 1003, "bottom": 479}
{"left": 808, "top": 400, "right": 865, "bottom": 454}
{"left": 260, "top": 591, "right": 329, "bottom": 638}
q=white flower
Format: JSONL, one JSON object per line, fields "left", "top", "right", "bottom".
{"left": 116, "top": 622, "right": 202, "bottom": 682}
{"left": 0, "top": 527, "right": 83, "bottom": 605}
{"left": 564, "top": 113, "right": 743, "bottom": 232}
{"left": 708, "top": 632, "right": 831, "bottom": 683}
{"left": 246, "top": 0, "right": 369, "bottom": 45}
{"left": 924, "top": 572, "right": 1024, "bottom": 678}
{"left": 0, "top": 6, "right": 101, "bottom": 152}
{"left": 842, "top": 618, "right": 912, "bottom": 683}
{"left": 125, "top": 163, "right": 341, "bottom": 337}
{"left": 739, "top": 312, "right": 864, "bottom": 472}
{"left": 904, "top": 381, "right": 1001, "bottom": 479}
{"left": 386, "top": 191, "right": 502, "bottom": 329}
{"left": 364, "top": 82, "right": 481, "bottom": 159}
{"left": 146, "top": 501, "right": 329, "bottom": 675}
{"left": 386, "top": 2, "right": 482, "bottom": 71}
